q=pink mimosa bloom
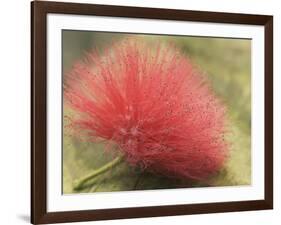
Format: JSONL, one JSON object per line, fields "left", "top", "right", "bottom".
{"left": 64, "top": 38, "right": 228, "bottom": 181}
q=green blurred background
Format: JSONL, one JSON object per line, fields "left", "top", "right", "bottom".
{"left": 62, "top": 30, "right": 251, "bottom": 194}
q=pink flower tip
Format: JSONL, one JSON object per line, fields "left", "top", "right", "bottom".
{"left": 64, "top": 38, "right": 229, "bottom": 181}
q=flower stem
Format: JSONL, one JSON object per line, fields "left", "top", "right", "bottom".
{"left": 73, "top": 155, "right": 124, "bottom": 191}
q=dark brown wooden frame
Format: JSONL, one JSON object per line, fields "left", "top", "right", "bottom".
{"left": 31, "top": 1, "right": 273, "bottom": 224}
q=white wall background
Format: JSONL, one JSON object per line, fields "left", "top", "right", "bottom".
{"left": 0, "top": 0, "right": 279, "bottom": 224}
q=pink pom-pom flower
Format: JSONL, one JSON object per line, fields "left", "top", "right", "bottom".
{"left": 64, "top": 38, "right": 228, "bottom": 181}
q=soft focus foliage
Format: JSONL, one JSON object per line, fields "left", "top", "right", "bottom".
{"left": 63, "top": 32, "right": 251, "bottom": 193}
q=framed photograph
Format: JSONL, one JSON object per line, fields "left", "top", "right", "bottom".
{"left": 31, "top": 1, "right": 273, "bottom": 224}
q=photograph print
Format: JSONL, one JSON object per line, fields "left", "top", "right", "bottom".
{"left": 62, "top": 31, "right": 251, "bottom": 194}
